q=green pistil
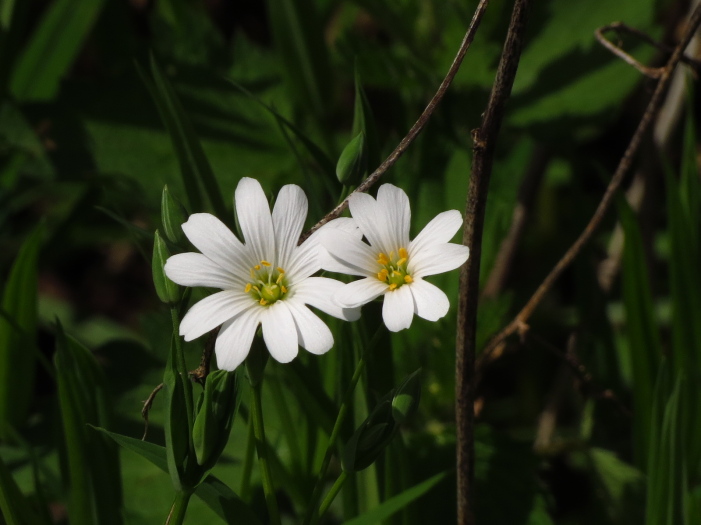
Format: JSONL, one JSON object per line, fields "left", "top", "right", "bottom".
{"left": 245, "top": 262, "right": 288, "bottom": 306}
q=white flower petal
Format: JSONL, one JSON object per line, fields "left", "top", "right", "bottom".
{"left": 235, "top": 177, "right": 275, "bottom": 265}
{"left": 165, "top": 253, "right": 241, "bottom": 289}
{"left": 287, "top": 218, "right": 362, "bottom": 279}
{"left": 318, "top": 229, "right": 377, "bottom": 277}
{"left": 293, "top": 277, "right": 361, "bottom": 321}
{"left": 377, "top": 184, "right": 411, "bottom": 250}
{"left": 180, "top": 290, "right": 255, "bottom": 341}
{"left": 182, "top": 213, "right": 252, "bottom": 273}
{"left": 334, "top": 277, "right": 387, "bottom": 308}
{"left": 409, "top": 278, "right": 450, "bottom": 321}
{"left": 272, "top": 184, "right": 307, "bottom": 268}
{"left": 409, "top": 243, "right": 470, "bottom": 278}
{"left": 348, "top": 191, "right": 388, "bottom": 253}
{"left": 261, "top": 301, "right": 298, "bottom": 363}
{"left": 382, "top": 285, "right": 414, "bottom": 331}
{"left": 409, "top": 209, "right": 464, "bottom": 257}
{"left": 286, "top": 300, "right": 334, "bottom": 355}
{"left": 215, "top": 309, "right": 261, "bottom": 371}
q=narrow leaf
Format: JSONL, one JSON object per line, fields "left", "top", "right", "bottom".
{"left": 0, "top": 454, "right": 48, "bottom": 525}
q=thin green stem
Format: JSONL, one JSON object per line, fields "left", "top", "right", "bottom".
{"left": 165, "top": 490, "right": 192, "bottom": 525}
{"left": 250, "top": 380, "right": 282, "bottom": 525}
{"left": 240, "top": 413, "right": 256, "bottom": 501}
{"left": 315, "top": 471, "right": 349, "bottom": 525}
{"left": 170, "top": 307, "right": 193, "bottom": 430}
{"left": 303, "top": 326, "right": 383, "bottom": 525}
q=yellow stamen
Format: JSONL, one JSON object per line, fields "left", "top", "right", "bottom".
{"left": 276, "top": 274, "right": 284, "bottom": 284}
{"left": 254, "top": 264, "right": 261, "bottom": 270}
{"left": 260, "top": 260, "right": 271, "bottom": 267}
{"left": 277, "top": 267, "right": 285, "bottom": 274}
{"left": 397, "top": 257, "right": 407, "bottom": 266}
{"left": 389, "top": 251, "right": 395, "bottom": 260}
{"left": 404, "top": 275, "right": 413, "bottom": 284}
{"left": 399, "top": 248, "right": 408, "bottom": 259}
{"left": 377, "top": 253, "right": 389, "bottom": 265}
{"left": 259, "top": 298, "right": 267, "bottom": 306}
{"left": 281, "top": 285, "right": 288, "bottom": 294}
{"left": 389, "top": 283, "right": 397, "bottom": 290}
{"left": 252, "top": 286, "right": 261, "bottom": 293}
{"left": 244, "top": 283, "right": 252, "bottom": 293}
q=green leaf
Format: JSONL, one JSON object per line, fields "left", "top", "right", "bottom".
{"left": 343, "top": 471, "right": 448, "bottom": 525}
{"left": 391, "top": 369, "right": 422, "bottom": 423}
{"left": 139, "top": 55, "right": 228, "bottom": 219}
{"left": 0, "top": 453, "right": 48, "bottom": 525}
{"left": 618, "top": 196, "right": 661, "bottom": 468}
{"left": 267, "top": 0, "right": 332, "bottom": 119}
{"left": 54, "top": 324, "right": 122, "bottom": 525}
{"left": 95, "top": 428, "right": 262, "bottom": 525}
{"left": 10, "top": 0, "right": 106, "bottom": 101}
{"left": 0, "top": 224, "right": 43, "bottom": 440}
{"left": 152, "top": 230, "right": 180, "bottom": 304}
{"left": 588, "top": 448, "right": 645, "bottom": 524}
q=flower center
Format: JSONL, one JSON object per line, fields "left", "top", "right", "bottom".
{"left": 244, "top": 260, "right": 289, "bottom": 306}
{"left": 376, "top": 248, "right": 413, "bottom": 291}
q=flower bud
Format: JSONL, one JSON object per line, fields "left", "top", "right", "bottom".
{"left": 152, "top": 230, "right": 180, "bottom": 304}
{"left": 161, "top": 185, "right": 188, "bottom": 245}
{"left": 336, "top": 132, "right": 367, "bottom": 185}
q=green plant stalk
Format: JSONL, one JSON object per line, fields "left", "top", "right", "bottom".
{"left": 166, "top": 490, "right": 192, "bottom": 525}
{"left": 303, "top": 327, "right": 383, "bottom": 525}
{"left": 315, "top": 471, "right": 349, "bottom": 524}
{"left": 250, "top": 380, "right": 282, "bottom": 525}
{"left": 240, "top": 415, "right": 255, "bottom": 501}
{"left": 170, "top": 307, "right": 194, "bottom": 431}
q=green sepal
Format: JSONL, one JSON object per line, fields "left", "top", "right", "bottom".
{"left": 152, "top": 230, "right": 180, "bottom": 304}
{"left": 192, "top": 369, "right": 240, "bottom": 469}
{"left": 336, "top": 131, "right": 367, "bottom": 185}
{"left": 391, "top": 369, "right": 422, "bottom": 423}
{"left": 161, "top": 185, "right": 188, "bottom": 245}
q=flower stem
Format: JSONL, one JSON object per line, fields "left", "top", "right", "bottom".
{"left": 315, "top": 471, "right": 349, "bottom": 525}
{"left": 250, "top": 379, "right": 282, "bottom": 525}
{"left": 302, "top": 326, "right": 383, "bottom": 525}
{"left": 169, "top": 307, "right": 194, "bottom": 431}
{"left": 165, "top": 490, "right": 192, "bottom": 525}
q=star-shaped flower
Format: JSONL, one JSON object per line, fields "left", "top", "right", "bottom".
{"left": 165, "top": 177, "right": 360, "bottom": 371}
{"left": 320, "top": 184, "right": 469, "bottom": 331}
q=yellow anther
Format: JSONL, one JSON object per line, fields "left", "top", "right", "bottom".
{"left": 260, "top": 260, "right": 271, "bottom": 267}
{"left": 377, "top": 253, "right": 389, "bottom": 265}
{"left": 397, "top": 257, "right": 407, "bottom": 266}
{"left": 276, "top": 274, "right": 284, "bottom": 284}
{"left": 377, "top": 270, "right": 388, "bottom": 281}
{"left": 244, "top": 283, "right": 252, "bottom": 293}
{"left": 259, "top": 298, "right": 267, "bottom": 306}
{"left": 389, "top": 283, "right": 397, "bottom": 290}
{"left": 277, "top": 267, "right": 285, "bottom": 274}
{"left": 389, "top": 251, "right": 395, "bottom": 260}
{"left": 281, "top": 285, "right": 288, "bottom": 294}
{"left": 254, "top": 264, "right": 261, "bottom": 270}
{"left": 399, "top": 247, "right": 408, "bottom": 259}
{"left": 404, "top": 275, "right": 414, "bottom": 284}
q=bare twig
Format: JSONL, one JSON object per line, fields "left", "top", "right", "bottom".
{"left": 455, "top": 1, "right": 532, "bottom": 524}
{"left": 141, "top": 382, "right": 164, "bottom": 440}
{"left": 595, "top": 22, "right": 701, "bottom": 79}
{"left": 300, "top": 0, "right": 491, "bottom": 243}
{"left": 479, "top": 4, "right": 701, "bottom": 366}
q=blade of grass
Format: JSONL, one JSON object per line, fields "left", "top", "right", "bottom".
{"left": 0, "top": 453, "right": 49, "bottom": 525}
{"left": 9, "top": 0, "right": 105, "bottom": 101}
{"left": 0, "top": 224, "right": 42, "bottom": 440}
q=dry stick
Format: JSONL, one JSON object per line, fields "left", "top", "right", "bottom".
{"left": 456, "top": 1, "right": 532, "bottom": 524}
{"left": 479, "top": 4, "right": 701, "bottom": 368}
{"left": 299, "top": 0, "right": 491, "bottom": 244}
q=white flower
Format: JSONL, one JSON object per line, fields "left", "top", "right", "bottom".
{"left": 165, "top": 177, "right": 360, "bottom": 371}
{"left": 320, "top": 184, "right": 469, "bottom": 332}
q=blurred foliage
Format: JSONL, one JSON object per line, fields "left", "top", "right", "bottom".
{"left": 0, "top": 0, "right": 699, "bottom": 523}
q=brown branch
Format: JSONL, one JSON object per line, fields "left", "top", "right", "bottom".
{"left": 455, "top": 1, "right": 532, "bottom": 524}
{"left": 479, "top": 4, "right": 701, "bottom": 368}
{"left": 595, "top": 22, "right": 701, "bottom": 79}
{"left": 299, "top": 0, "right": 491, "bottom": 244}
